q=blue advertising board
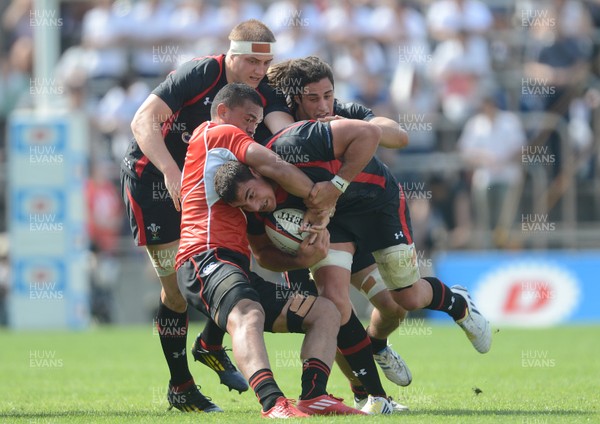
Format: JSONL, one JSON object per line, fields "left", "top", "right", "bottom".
{"left": 8, "top": 110, "right": 89, "bottom": 329}
{"left": 434, "top": 251, "right": 598, "bottom": 326}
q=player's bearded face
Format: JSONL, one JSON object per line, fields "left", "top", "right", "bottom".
{"left": 229, "top": 54, "right": 273, "bottom": 88}
{"left": 231, "top": 176, "right": 276, "bottom": 213}
{"left": 295, "top": 78, "right": 335, "bottom": 120}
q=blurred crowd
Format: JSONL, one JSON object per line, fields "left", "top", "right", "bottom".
{"left": 0, "top": 0, "right": 599, "bottom": 322}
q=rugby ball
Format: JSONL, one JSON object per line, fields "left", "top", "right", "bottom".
{"left": 264, "top": 208, "right": 308, "bottom": 255}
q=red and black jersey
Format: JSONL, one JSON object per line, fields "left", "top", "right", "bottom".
{"left": 121, "top": 54, "right": 289, "bottom": 180}
{"left": 176, "top": 121, "right": 257, "bottom": 268}
{"left": 263, "top": 120, "right": 398, "bottom": 214}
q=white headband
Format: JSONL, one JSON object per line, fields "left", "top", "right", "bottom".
{"left": 228, "top": 40, "right": 274, "bottom": 56}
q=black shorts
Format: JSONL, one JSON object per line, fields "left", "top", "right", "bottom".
{"left": 177, "top": 248, "right": 291, "bottom": 332}
{"left": 286, "top": 269, "right": 318, "bottom": 295}
{"left": 120, "top": 169, "right": 181, "bottom": 246}
{"left": 351, "top": 248, "right": 376, "bottom": 274}
{"left": 328, "top": 184, "right": 414, "bottom": 253}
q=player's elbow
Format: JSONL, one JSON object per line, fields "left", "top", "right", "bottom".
{"left": 399, "top": 129, "right": 409, "bottom": 148}
{"left": 361, "top": 122, "right": 382, "bottom": 150}
{"left": 131, "top": 109, "right": 144, "bottom": 140}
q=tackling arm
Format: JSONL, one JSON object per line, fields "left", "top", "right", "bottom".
{"left": 249, "top": 231, "right": 329, "bottom": 272}
{"left": 369, "top": 116, "right": 409, "bottom": 149}
{"left": 245, "top": 143, "right": 314, "bottom": 200}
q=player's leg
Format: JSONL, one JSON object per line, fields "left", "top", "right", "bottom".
{"left": 310, "top": 243, "right": 393, "bottom": 414}
{"left": 372, "top": 189, "right": 491, "bottom": 353}
{"left": 259, "top": 282, "right": 363, "bottom": 416}
{"left": 223, "top": 286, "right": 310, "bottom": 417}
{"left": 121, "top": 171, "right": 220, "bottom": 412}
{"left": 352, "top": 251, "right": 406, "bottom": 351}
{"left": 190, "top": 320, "right": 248, "bottom": 393}
{"left": 146, "top": 241, "right": 194, "bottom": 392}
{"left": 178, "top": 250, "right": 307, "bottom": 418}
{"left": 351, "top": 262, "right": 412, "bottom": 390}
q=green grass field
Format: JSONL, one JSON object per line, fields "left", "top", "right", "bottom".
{"left": 1, "top": 323, "right": 598, "bottom": 423}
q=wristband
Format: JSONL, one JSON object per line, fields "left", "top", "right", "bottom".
{"left": 331, "top": 175, "right": 350, "bottom": 193}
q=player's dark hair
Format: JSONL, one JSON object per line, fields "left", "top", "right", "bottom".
{"left": 210, "top": 83, "right": 263, "bottom": 119}
{"left": 267, "top": 56, "right": 334, "bottom": 114}
{"left": 214, "top": 161, "right": 255, "bottom": 204}
{"left": 229, "top": 19, "right": 276, "bottom": 42}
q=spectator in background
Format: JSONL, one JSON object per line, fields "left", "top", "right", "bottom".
{"left": 320, "top": 0, "right": 372, "bottom": 43}
{"left": 168, "top": 0, "right": 220, "bottom": 59}
{"left": 521, "top": 0, "right": 593, "bottom": 177}
{"left": 331, "top": 39, "right": 387, "bottom": 102}
{"left": 263, "top": 0, "right": 326, "bottom": 61}
{"left": 429, "top": 23, "right": 492, "bottom": 126}
{"left": 426, "top": 174, "right": 473, "bottom": 250}
{"left": 95, "top": 75, "right": 150, "bottom": 161}
{"left": 426, "top": 0, "right": 493, "bottom": 42}
{"left": 127, "top": 0, "right": 175, "bottom": 80}
{"left": 390, "top": 68, "right": 439, "bottom": 154}
{"left": 458, "top": 94, "right": 526, "bottom": 248}
{"left": 86, "top": 160, "right": 123, "bottom": 323}
{"left": 0, "top": 36, "right": 32, "bottom": 125}
{"left": 263, "top": 0, "right": 323, "bottom": 37}
{"left": 370, "top": 0, "right": 430, "bottom": 75}
{"left": 80, "top": 0, "right": 129, "bottom": 98}
{"left": 2, "top": 0, "right": 33, "bottom": 43}
{"left": 213, "top": 0, "right": 264, "bottom": 38}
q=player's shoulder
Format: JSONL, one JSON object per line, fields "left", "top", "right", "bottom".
{"left": 205, "top": 122, "right": 249, "bottom": 138}
{"left": 286, "top": 120, "right": 332, "bottom": 147}
{"left": 256, "top": 78, "right": 276, "bottom": 95}
{"left": 333, "top": 99, "right": 375, "bottom": 121}
{"left": 172, "top": 54, "right": 226, "bottom": 80}
{"left": 256, "top": 77, "right": 289, "bottom": 107}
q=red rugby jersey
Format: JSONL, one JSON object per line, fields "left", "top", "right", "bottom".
{"left": 176, "top": 121, "right": 255, "bottom": 267}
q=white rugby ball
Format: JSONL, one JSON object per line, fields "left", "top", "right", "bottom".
{"left": 264, "top": 208, "right": 308, "bottom": 255}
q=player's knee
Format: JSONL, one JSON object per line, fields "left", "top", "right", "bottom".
{"left": 357, "top": 267, "right": 388, "bottom": 300}
{"left": 390, "top": 288, "right": 422, "bottom": 311}
{"left": 146, "top": 244, "right": 178, "bottom": 278}
{"left": 159, "top": 275, "right": 187, "bottom": 310}
{"left": 372, "top": 290, "right": 407, "bottom": 320}
{"left": 286, "top": 293, "right": 320, "bottom": 333}
{"left": 319, "top": 280, "right": 350, "bottom": 307}
{"left": 305, "top": 296, "right": 340, "bottom": 331}
{"left": 319, "top": 290, "right": 351, "bottom": 322}
{"left": 161, "top": 290, "right": 187, "bottom": 312}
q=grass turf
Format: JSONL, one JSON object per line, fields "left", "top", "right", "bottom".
{"left": 1, "top": 323, "right": 598, "bottom": 423}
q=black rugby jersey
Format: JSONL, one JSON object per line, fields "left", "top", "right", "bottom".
{"left": 121, "top": 54, "right": 289, "bottom": 180}
{"left": 332, "top": 99, "right": 375, "bottom": 121}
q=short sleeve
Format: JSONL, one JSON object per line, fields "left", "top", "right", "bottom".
{"left": 152, "top": 57, "right": 222, "bottom": 113}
